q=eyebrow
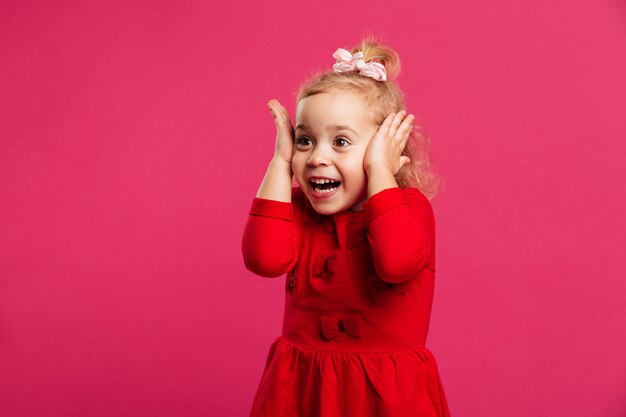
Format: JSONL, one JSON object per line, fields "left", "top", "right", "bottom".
{"left": 295, "top": 123, "right": 359, "bottom": 135}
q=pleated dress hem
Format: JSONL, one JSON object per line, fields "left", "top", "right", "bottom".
{"left": 249, "top": 336, "right": 451, "bottom": 417}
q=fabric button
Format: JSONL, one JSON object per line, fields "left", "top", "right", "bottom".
{"left": 285, "top": 267, "right": 297, "bottom": 295}
{"left": 321, "top": 218, "right": 335, "bottom": 233}
{"left": 347, "top": 226, "right": 367, "bottom": 249}
{"left": 326, "top": 255, "right": 337, "bottom": 273}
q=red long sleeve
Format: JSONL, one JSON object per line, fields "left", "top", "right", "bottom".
{"left": 242, "top": 186, "right": 434, "bottom": 283}
{"left": 363, "top": 187, "right": 435, "bottom": 284}
{"left": 241, "top": 187, "right": 304, "bottom": 278}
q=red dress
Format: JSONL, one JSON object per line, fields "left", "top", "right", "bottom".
{"left": 241, "top": 185, "right": 451, "bottom": 417}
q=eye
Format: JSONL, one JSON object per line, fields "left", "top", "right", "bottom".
{"left": 335, "top": 137, "right": 350, "bottom": 147}
{"left": 295, "top": 136, "right": 312, "bottom": 146}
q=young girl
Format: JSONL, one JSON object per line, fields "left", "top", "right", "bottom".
{"left": 241, "top": 37, "right": 451, "bottom": 417}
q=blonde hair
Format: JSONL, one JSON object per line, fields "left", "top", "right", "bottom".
{"left": 294, "top": 35, "right": 442, "bottom": 200}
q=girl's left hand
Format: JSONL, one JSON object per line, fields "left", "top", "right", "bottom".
{"left": 363, "top": 110, "right": 413, "bottom": 176}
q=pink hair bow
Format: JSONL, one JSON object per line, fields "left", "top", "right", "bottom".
{"left": 332, "top": 48, "right": 387, "bottom": 81}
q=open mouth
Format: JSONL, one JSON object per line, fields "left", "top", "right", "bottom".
{"left": 309, "top": 178, "right": 342, "bottom": 193}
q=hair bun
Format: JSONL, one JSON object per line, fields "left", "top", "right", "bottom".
{"left": 350, "top": 35, "right": 401, "bottom": 81}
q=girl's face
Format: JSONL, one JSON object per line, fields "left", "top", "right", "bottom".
{"left": 292, "top": 90, "right": 379, "bottom": 215}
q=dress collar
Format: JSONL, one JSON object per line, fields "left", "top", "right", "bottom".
{"left": 294, "top": 187, "right": 368, "bottom": 224}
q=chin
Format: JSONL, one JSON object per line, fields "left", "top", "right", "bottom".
{"left": 310, "top": 199, "right": 356, "bottom": 216}
{"left": 310, "top": 203, "right": 337, "bottom": 216}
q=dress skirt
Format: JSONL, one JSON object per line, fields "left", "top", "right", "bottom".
{"left": 249, "top": 336, "right": 451, "bottom": 417}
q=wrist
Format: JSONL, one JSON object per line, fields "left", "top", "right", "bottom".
{"left": 365, "top": 164, "right": 394, "bottom": 178}
{"left": 271, "top": 156, "right": 293, "bottom": 172}
{"left": 366, "top": 166, "right": 399, "bottom": 199}
{"left": 256, "top": 157, "right": 294, "bottom": 201}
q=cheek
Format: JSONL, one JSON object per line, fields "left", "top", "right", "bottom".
{"left": 291, "top": 155, "right": 307, "bottom": 179}
{"left": 341, "top": 161, "right": 367, "bottom": 186}
{"left": 290, "top": 153, "right": 302, "bottom": 169}
{"left": 348, "top": 153, "right": 367, "bottom": 172}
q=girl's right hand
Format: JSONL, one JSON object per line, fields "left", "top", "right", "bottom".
{"left": 267, "top": 99, "right": 295, "bottom": 165}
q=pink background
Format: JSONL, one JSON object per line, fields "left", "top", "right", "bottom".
{"left": 1, "top": 1, "right": 625, "bottom": 416}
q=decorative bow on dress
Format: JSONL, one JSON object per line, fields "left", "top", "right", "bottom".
{"left": 320, "top": 315, "right": 362, "bottom": 340}
{"left": 312, "top": 253, "right": 338, "bottom": 279}
{"left": 332, "top": 48, "right": 387, "bottom": 82}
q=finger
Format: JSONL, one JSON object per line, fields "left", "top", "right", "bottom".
{"left": 270, "top": 102, "right": 292, "bottom": 130}
{"left": 377, "top": 112, "right": 396, "bottom": 136}
{"left": 401, "top": 156, "right": 411, "bottom": 166}
{"left": 398, "top": 115, "right": 414, "bottom": 145}
{"left": 268, "top": 99, "right": 285, "bottom": 117}
{"left": 396, "top": 113, "right": 412, "bottom": 136}
{"left": 267, "top": 100, "right": 276, "bottom": 118}
{"left": 388, "top": 110, "right": 407, "bottom": 140}
{"left": 268, "top": 100, "right": 283, "bottom": 122}
{"left": 394, "top": 156, "right": 411, "bottom": 175}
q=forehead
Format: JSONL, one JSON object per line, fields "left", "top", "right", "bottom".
{"left": 295, "top": 92, "right": 377, "bottom": 130}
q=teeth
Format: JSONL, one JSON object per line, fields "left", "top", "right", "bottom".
{"left": 314, "top": 186, "right": 339, "bottom": 193}
{"left": 310, "top": 178, "right": 339, "bottom": 184}
{"left": 309, "top": 177, "right": 341, "bottom": 194}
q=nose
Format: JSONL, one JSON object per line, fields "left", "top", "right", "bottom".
{"left": 307, "top": 145, "right": 331, "bottom": 167}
